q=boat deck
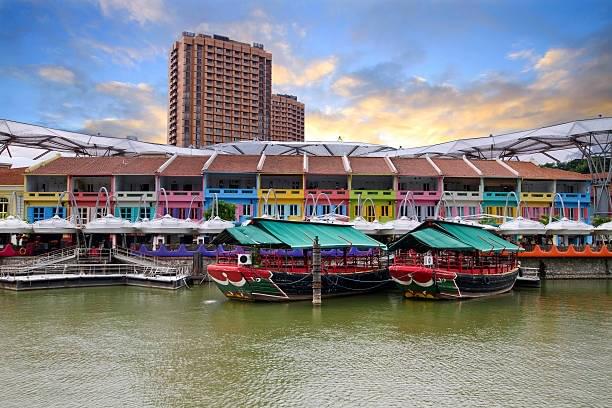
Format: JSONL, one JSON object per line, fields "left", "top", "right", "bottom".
{"left": 0, "top": 262, "right": 190, "bottom": 291}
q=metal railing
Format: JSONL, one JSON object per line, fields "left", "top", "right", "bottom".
{"left": 7, "top": 246, "right": 78, "bottom": 268}
{"left": 111, "top": 246, "right": 160, "bottom": 266}
{"left": 0, "top": 263, "right": 188, "bottom": 278}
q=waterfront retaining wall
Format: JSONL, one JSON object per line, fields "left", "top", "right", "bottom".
{"left": 520, "top": 258, "right": 612, "bottom": 279}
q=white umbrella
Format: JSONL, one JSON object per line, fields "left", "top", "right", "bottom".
{"left": 138, "top": 214, "right": 196, "bottom": 235}
{"left": 497, "top": 216, "right": 546, "bottom": 235}
{"left": 352, "top": 216, "right": 390, "bottom": 235}
{"left": 83, "top": 214, "right": 135, "bottom": 234}
{"left": 595, "top": 221, "right": 612, "bottom": 233}
{"left": 307, "top": 213, "right": 352, "bottom": 225}
{"left": 380, "top": 216, "right": 421, "bottom": 235}
{"left": 448, "top": 216, "right": 497, "bottom": 231}
{"left": 0, "top": 216, "right": 32, "bottom": 234}
{"left": 198, "top": 216, "right": 235, "bottom": 234}
{"left": 32, "top": 214, "right": 78, "bottom": 234}
{"left": 546, "top": 217, "right": 593, "bottom": 235}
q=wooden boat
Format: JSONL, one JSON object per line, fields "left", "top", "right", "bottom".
{"left": 207, "top": 218, "right": 388, "bottom": 302}
{"left": 388, "top": 220, "right": 521, "bottom": 299}
{"left": 514, "top": 267, "right": 541, "bottom": 288}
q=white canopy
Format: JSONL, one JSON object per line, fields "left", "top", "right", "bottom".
{"left": 497, "top": 217, "right": 546, "bottom": 235}
{"left": 138, "top": 214, "right": 197, "bottom": 234}
{"left": 394, "top": 117, "right": 612, "bottom": 159}
{"left": 0, "top": 216, "right": 32, "bottom": 234}
{"left": 545, "top": 217, "right": 594, "bottom": 235}
{"left": 198, "top": 216, "right": 235, "bottom": 234}
{"left": 32, "top": 215, "right": 78, "bottom": 234}
{"left": 5, "top": 117, "right": 610, "bottom": 160}
{"left": 380, "top": 216, "right": 421, "bottom": 236}
{"left": 447, "top": 216, "right": 497, "bottom": 230}
{"left": 594, "top": 221, "right": 612, "bottom": 233}
{"left": 352, "top": 216, "right": 392, "bottom": 235}
{"left": 83, "top": 214, "right": 135, "bottom": 234}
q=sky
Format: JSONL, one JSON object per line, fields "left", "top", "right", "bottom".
{"left": 0, "top": 0, "right": 611, "bottom": 149}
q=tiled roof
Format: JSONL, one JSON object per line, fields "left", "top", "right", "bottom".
{"left": 260, "top": 155, "right": 303, "bottom": 174}
{"left": 349, "top": 157, "right": 393, "bottom": 175}
{"left": 307, "top": 156, "right": 346, "bottom": 174}
{"left": 391, "top": 158, "right": 439, "bottom": 177}
{"left": 506, "top": 161, "right": 591, "bottom": 180}
{"left": 0, "top": 167, "right": 25, "bottom": 185}
{"left": 206, "top": 155, "right": 259, "bottom": 173}
{"left": 471, "top": 160, "right": 516, "bottom": 178}
{"left": 432, "top": 158, "right": 479, "bottom": 178}
{"left": 159, "top": 155, "right": 210, "bottom": 176}
{"left": 113, "top": 156, "right": 169, "bottom": 175}
{"left": 28, "top": 156, "right": 169, "bottom": 176}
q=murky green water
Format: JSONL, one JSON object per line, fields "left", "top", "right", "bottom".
{"left": 0, "top": 281, "right": 610, "bottom": 407}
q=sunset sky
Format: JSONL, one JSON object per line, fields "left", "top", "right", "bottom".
{"left": 0, "top": 0, "right": 610, "bottom": 148}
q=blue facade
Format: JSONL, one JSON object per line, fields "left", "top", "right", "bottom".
{"left": 27, "top": 207, "right": 66, "bottom": 223}
{"left": 554, "top": 192, "right": 591, "bottom": 222}
{"left": 204, "top": 188, "right": 259, "bottom": 223}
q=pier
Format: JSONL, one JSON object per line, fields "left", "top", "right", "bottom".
{"left": 0, "top": 247, "right": 191, "bottom": 291}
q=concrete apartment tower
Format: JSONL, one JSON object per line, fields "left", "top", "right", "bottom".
{"left": 271, "top": 94, "right": 305, "bottom": 142}
{"left": 167, "top": 32, "right": 272, "bottom": 147}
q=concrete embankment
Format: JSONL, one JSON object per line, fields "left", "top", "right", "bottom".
{"left": 520, "top": 257, "right": 612, "bottom": 279}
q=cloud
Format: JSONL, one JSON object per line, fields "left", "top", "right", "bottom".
{"left": 84, "top": 80, "right": 166, "bottom": 142}
{"left": 507, "top": 49, "right": 536, "bottom": 61}
{"left": 331, "top": 75, "right": 365, "bottom": 97}
{"left": 194, "top": 9, "right": 335, "bottom": 89}
{"left": 96, "top": 0, "right": 167, "bottom": 25}
{"left": 273, "top": 57, "right": 337, "bottom": 87}
{"left": 306, "top": 33, "right": 612, "bottom": 147}
{"left": 534, "top": 48, "right": 583, "bottom": 70}
{"left": 79, "top": 38, "right": 164, "bottom": 66}
{"left": 37, "top": 66, "right": 76, "bottom": 84}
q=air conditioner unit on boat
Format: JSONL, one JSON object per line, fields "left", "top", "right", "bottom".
{"left": 238, "top": 254, "right": 252, "bottom": 266}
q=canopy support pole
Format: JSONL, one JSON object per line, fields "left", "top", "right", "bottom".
{"left": 312, "top": 236, "right": 321, "bottom": 306}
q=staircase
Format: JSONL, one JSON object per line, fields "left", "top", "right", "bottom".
{"left": 111, "top": 247, "right": 161, "bottom": 268}
{"left": 0, "top": 246, "right": 79, "bottom": 274}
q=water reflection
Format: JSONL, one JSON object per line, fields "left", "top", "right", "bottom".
{"left": 0, "top": 282, "right": 610, "bottom": 407}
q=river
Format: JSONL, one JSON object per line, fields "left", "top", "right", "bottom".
{"left": 0, "top": 281, "right": 610, "bottom": 407}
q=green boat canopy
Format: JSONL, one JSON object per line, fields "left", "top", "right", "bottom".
{"left": 389, "top": 220, "right": 520, "bottom": 253}
{"left": 436, "top": 222, "right": 520, "bottom": 252}
{"left": 213, "top": 225, "right": 284, "bottom": 247}
{"left": 399, "top": 229, "right": 475, "bottom": 252}
{"left": 212, "top": 218, "right": 386, "bottom": 249}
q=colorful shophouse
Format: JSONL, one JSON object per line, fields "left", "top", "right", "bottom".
{"left": 477, "top": 159, "right": 520, "bottom": 218}
{"left": 433, "top": 158, "right": 482, "bottom": 218}
{"left": 19, "top": 153, "right": 593, "bottom": 226}
{"left": 348, "top": 157, "right": 395, "bottom": 222}
{"left": 506, "top": 161, "right": 591, "bottom": 221}
{"left": 257, "top": 155, "right": 304, "bottom": 221}
{"left": 204, "top": 154, "right": 259, "bottom": 223}
{"left": 0, "top": 166, "right": 25, "bottom": 219}
{"left": 157, "top": 155, "right": 208, "bottom": 220}
{"left": 391, "top": 157, "right": 442, "bottom": 220}
{"left": 112, "top": 156, "right": 167, "bottom": 222}
{"left": 304, "top": 156, "right": 349, "bottom": 218}
{"left": 24, "top": 156, "right": 69, "bottom": 222}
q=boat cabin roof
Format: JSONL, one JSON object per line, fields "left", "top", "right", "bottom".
{"left": 389, "top": 220, "right": 520, "bottom": 253}
{"left": 213, "top": 218, "right": 387, "bottom": 250}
